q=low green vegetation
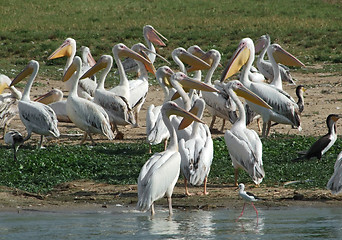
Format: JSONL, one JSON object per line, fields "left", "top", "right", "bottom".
{"left": 0, "top": 134, "right": 339, "bottom": 193}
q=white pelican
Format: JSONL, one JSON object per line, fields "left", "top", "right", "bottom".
{"left": 63, "top": 56, "right": 114, "bottom": 144}
{"left": 137, "top": 101, "right": 204, "bottom": 216}
{"left": 237, "top": 183, "right": 260, "bottom": 220}
{"left": 80, "top": 45, "right": 97, "bottom": 82}
{"left": 179, "top": 98, "right": 213, "bottom": 195}
{"left": 10, "top": 60, "right": 60, "bottom": 148}
{"left": 0, "top": 74, "right": 22, "bottom": 137}
{"left": 4, "top": 129, "right": 24, "bottom": 161}
{"left": 121, "top": 25, "right": 168, "bottom": 75}
{"left": 221, "top": 38, "right": 303, "bottom": 137}
{"left": 172, "top": 47, "right": 210, "bottom": 75}
{"left": 34, "top": 89, "right": 70, "bottom": 123}
{"left": 296, "top": 85, "right": 305, "bottom": 113}
{"left": 223, "top": 80, "right": 271, "bottom": 186}
{"left": 266, "top": 43, "right": 305, "bottom": 90}
{"left": 292, "top": 114, "right": 342, "bottom": 161}
{"left": 48, "top": 38, "right": 97, "bottom": 100}
{"left": 81, "top": 54, "right": 137, "bottom": 139}
{"left": 255, "top": 34, "right": 296, "bottom": 85}
{"left": 327, "top": 151, "right": 342, "bottom": 194}
{"left": 188, "top": 46, "right": 238, "bottom": 132}
{"left": 146, "top": 66, "right": 174, "bottom": 153}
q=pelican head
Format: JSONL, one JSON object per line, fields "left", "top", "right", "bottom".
{"left": 80, "top": 46, "right": 96, "bottom": 67}
{"left": 268, "top": 44, "right": 305, "bottom": 67}
{"left": 48, "top": 38, "right": 76, "bottom": 60}
{"left": 10, "top": 60, "right": 39, "bottom": 87}
{"left": 143, "top": 25, "right": 168, "bottom": 47}
{"left": 171, "top": 72, "right": 219, "bottom": 93}
{"left": 34, "top": 89, "right": 63, "bottom": 104}
{"left": 172, "top": 47, "right": 211, "bottom": 72}
{"left": 112, "top": 43, "right": 152, "bottom": 70}
{"left": 220, "top": 38, "right": 254, "bottom": 82}
{"left": 254, "top": 34, "right": 270, "bottom": 53}
{"left": 156, "top": 66, "right": 174, "bottom": 88}
{"left": 187, "top": 48, "right": 222, "bottom": 72}
{"left": 80, "top": 54, "right": 113, "bottom": 79}
{"left": 62, "top": 56, "right": 81, "bottom": 82}
{"left": 163, "top": 101, "right": 204, "bottom": 129}
{"left": 228, "top": 80, "right": 272, "bottom": 109}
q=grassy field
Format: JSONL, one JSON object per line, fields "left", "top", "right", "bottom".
{"left": 0, "top": 0, "right": 342, "bottom": 193}
{"left": 1, "top": 0, "right": 342, "bottom": 81}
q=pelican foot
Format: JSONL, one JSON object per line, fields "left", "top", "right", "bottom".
{"left": 114, "top": 132, "right": 124, "bottom": 140}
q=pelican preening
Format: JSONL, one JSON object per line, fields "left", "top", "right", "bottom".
{"left": 63, "top": 56, "right": 114, "bottom": 144}
{"left": 0, "top": 74, "right": 22, "bottom": 137}
{"left": 221, "top": 37, "right": 304, "bottom": 137}
{"left": 223, "top": 80, "right": 271, "bottom": 186}
{"left": 10, "top": 60, "right": 60, "bottom": 149}
{"left": 292, "top": 114, "right": 342, "bottom": 162}
{"left": 137, "top": 101, "right": 204, "bottom": 216}
{"left": 48, "top": 38, "right": 97, "bottom": 100}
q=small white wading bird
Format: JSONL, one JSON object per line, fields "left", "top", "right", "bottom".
{"left": 4, "top": 129, "right": 24, "bottom": 161}
{"left": 221, "top": 38, "right": 304, "bottom": 137}
{"left": 223, "top": 80, "right": 271, "bottom": 186}
{"left": 137, "top": 101, "right": 204, "bottom": 217}
{"left": 63, "top": 56, "right": 114, "bottom": 144}
{"left": 327, "top": 151, "right": 342, "bottom": 194}
{"left": 237, "top": 183, "right": 261, "bottom": 221}
{"left": 10, "top": 60, "right": 60, "bottom": 149}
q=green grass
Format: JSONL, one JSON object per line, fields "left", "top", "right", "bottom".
{"left": 0, "top": 134, "right": 340, "bottom": 193}
{"left": 0, "top": 0, "right": 341, "bottom": 83}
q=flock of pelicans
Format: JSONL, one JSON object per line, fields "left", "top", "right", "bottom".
{"left": 1, "top": 25, "right": 342, "bottom": 217}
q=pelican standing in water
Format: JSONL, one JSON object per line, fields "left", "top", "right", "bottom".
{"left": 63, "top": 56, "right": 114, "bottom": 144}
{"left": 221, "top": 38, "right": 304, "bottom": 137}
{"left": 10, "top": 60, "right": 60, "bottom": 148}
{"left": 48, "top": 38, "right": 97, "bottom": 100}
{"left": 137, "top": 101, "right": 204, "bottom": 216}
{"left": 223, "top": 80, "right": 271, "bottom": 186}
{"left": 327, "top": 151, "right": 342, "bottom": 194}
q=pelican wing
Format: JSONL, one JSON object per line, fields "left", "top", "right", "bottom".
{"left": 19, "top": 101, "right": 59, "bottom": 137}
{"left": 327, "top": 152, "right": 342, "bottom": 194}
{"left": 224, "top": 128, "right": 264, "bottom": 184}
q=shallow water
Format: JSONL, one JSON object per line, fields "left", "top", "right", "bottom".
{"left": 1, "top": 206, "right": 342, "bottom": 239}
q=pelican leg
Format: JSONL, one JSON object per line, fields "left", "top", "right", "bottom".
{"left": 80, "top": 132, "right": 88, "bottom": 144}
{"left": 23, "top": 131, "right": 32, "bottom": 142}
{"left": 163, "top": 139, "right": 168, "bottom": 151}
{"left": 112, "top": 123, "right": 124, "bottom": 140}
{"left": 88, "top": 133, "right": 96, "bottom": 145}
{"left": 265, "top": 121, "right": 271, "bottom": 137}
{"left": 151, "top": 203, "right": 155, "bottom": 216}
{"left": 184, "top": 178, "right": 192, "bottom": 196}
{"left": 257, "top": 118, "right": 262, "bottom": 133}
{"left": 236, "top": 203, "right": 246, "bottom": 221}
{"left": 148, "top": 144, "right": 152, "bottom": 154}
{"left": 167, "top": 196, "right": 173, "bottom": 216}
{"left": 209, "top": 116, "right": 216, "bottom": 130}
{"left": 132, "top": 111, "right": 140, "bottom": 128}
{"left": 234, "top": 169, "right": 239, "bottom": 187}
{"left": 203, "top": 176, "right": 209, "bottom": 195}
{"left": 13, "top": 145, "right": 18, "bottom": 161}
{"left": 38, "top": 135, "right": 44, "bottom": 149}
{"left": 220, "top": 119, "right": 226, "bottom": 132}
